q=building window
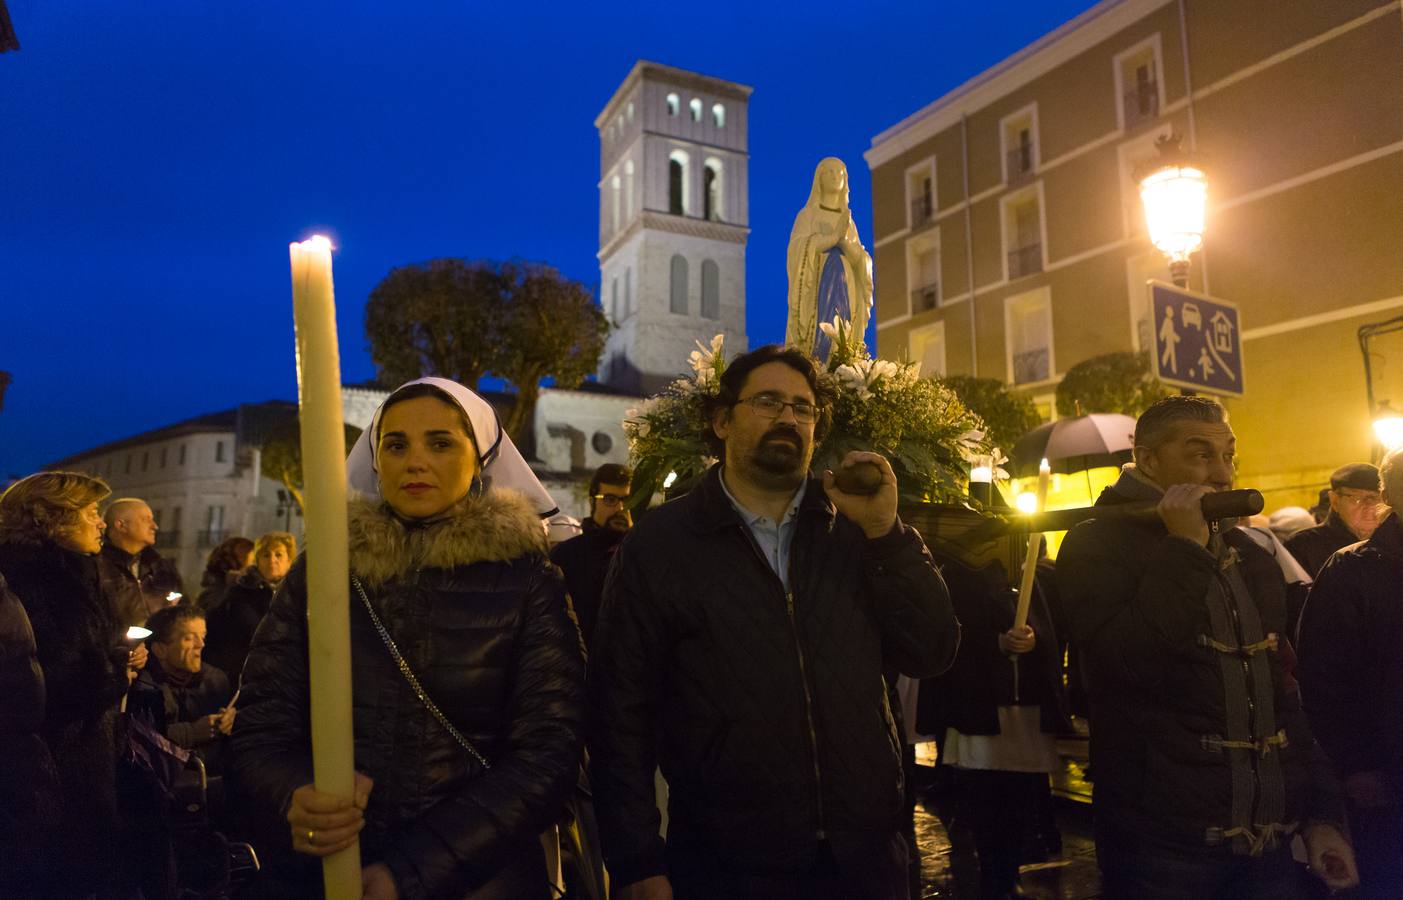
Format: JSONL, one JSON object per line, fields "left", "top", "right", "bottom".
{"left": 1000, "top": 104, "right": 1039, "bottom": 185}
{"left": 611, "top": 277, "right": 619, "bottom": 320}
{"left": 701, "top": 260, "right": 720, "bottom": 319}
{"left": 627, "top": 100, "right": 635, "bottom": 121}
{"left": 178, "top": 444, "right": 186, "bottom": 465}
{"left": 906, "top": 230, "right": 941, "bottom": 313}
{"left": 623, "top": 159, "right": 634, "bottom": 222}
{"left": 1002, "top": 185, "right": 1045, "bottom": 280}
{"left": 666, "top": 92, "right": 679, "bottom": 116}
{"left": 712, "top": 103, "right": 725, "bottom": 128}
{"left": 592, "top": 431, "right": 613, "bottom": 454}
{"left": 905, "top": 157, "right": 936, "bottom": 229}
{"left": 668, "top": 149, "right": 690, "bottom": 216}
{"left": 201, "top": 505, "right": 226, "bottom": 547}
{"left": 908, "top": 321, "right": 946, "bottom": 378}
{"left": 689, "top": 98, "right": 702, "bottom": 121}
{"left": 1114, "top": 35, "right": 1164, "bottom": 131}
{"left": 670, "top": 254, "right": 689, "bottom": 314}
{"left": 703, "top": 158, "right": 723, "bottom": 222}
{"left": 215, "top": 440, "right": 226, "bottom": 463}
{"left": 611, "top": 174, "right": 621, "bottom": 234}
{"left": 1005, "top": 288, "right": 1054, "bottom": 385}
{"left": 125, "top": 454, "right": 132, "bottom": 474}
{"left": 625, "top": 267, "right": 633, "bottom": 317}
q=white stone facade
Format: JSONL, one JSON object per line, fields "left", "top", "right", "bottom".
{"left": 596, "top": 61, "right": 752, "bottom": 394}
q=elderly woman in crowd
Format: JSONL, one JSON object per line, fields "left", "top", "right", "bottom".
{"left": 231, "top": 378, "right": 586, "bottom": 900}
{"left": 202, "top": 531, "right": 294, "bottom": 680}
{"left": 0, "top": 471, "right": 143, "bottom": 897}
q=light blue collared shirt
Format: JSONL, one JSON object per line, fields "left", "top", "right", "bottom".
{"left": 720, "top": 470, "right": 807, "bottom": 591}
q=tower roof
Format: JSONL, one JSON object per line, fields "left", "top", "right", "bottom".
{"left": 595, "top": 60, "right": 753, "bottom": 129}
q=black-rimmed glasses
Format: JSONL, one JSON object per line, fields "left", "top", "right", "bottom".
{"left": 739, "top": 395, "right": 819, "bottom": 424}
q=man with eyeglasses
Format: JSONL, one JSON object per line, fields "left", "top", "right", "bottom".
{"left": 1286, "top": 463, "right": 1386, "bottom": 576}
{"left": 589, "top": 344, "right": 958, "bottom": 900}
{"left": 1297, "top": 448, "right": 1403, "bottom": 898}
{"left": 551, "top": 463, "right": 633, "bottom": 649}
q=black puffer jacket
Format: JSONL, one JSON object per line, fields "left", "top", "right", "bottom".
{"left": 98, "top": 543, "right": 186, "bottom": 627}
{"left": 589, "top": 465, "right": 959, "bottom": 886}
{"left": 1284, "top": 512, "right": 1361, "bottom": 578}
{"left": 0, "top": 571, "right": 60, "bottom": 897}
{"left": 230, "top": 489, "right": 587, "bottom": 900}
{"left": 0, "top": 536, "right": 130, "bottom": 895}
{"left": 1296, "top": 511, "right": 1403, "bottom": 796}
{"left": 203, "top": 566, "right": 277, "bottom": 681}
{"left": 1057, "top": 468, "right": 1344, "bottom": 855}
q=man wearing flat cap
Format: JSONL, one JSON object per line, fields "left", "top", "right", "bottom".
{"left": 1286, "top": 463, "right": 1386, "bottom": 577}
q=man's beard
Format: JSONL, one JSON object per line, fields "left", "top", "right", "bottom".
{"left": 605, "top": 513, "right": 631, "bottom": 532}
{"left": 744, "top": 427, "right": 809, "bottom": 489}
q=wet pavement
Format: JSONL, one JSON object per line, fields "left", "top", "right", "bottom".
{"left": 913, "top": 748, "right": 1103, "bottom": 899}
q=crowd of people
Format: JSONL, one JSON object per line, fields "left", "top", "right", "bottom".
{"left": 0, "top": 345, "right": 1399, "bottom": 900}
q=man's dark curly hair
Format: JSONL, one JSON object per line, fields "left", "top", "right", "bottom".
{"left": 703, "top": 344, "right": 835, "bottom": 456}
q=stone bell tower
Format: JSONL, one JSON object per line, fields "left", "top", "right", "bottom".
{"left": 595, "top": 61, "right": 751, "bottom": 393}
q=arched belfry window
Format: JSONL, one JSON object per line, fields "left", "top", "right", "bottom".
{"left": 670, "top": 255, "right": 689, "bottom": 314}
{"left": 689, "top": 98, "right": 702, "bottom": 121}
{"left": 623, "top": 159, "right": 635, "bottom": 222}
{"left": 668, "top": 149, "right": 690, "bottom": 216}
{"left": 701, "top": 260, "right": 720, "bottom": 319}
{"left": 666, "top": 93, "right": 679, "bottom": 116}
{"left": 703, "top": 158, "right": 723, "bottom": 222}
{"left": 610, "top": 174, "right": 621, "bottom": 234}
{"left": 713, "top": 103, "right": 726, "bottom": 128}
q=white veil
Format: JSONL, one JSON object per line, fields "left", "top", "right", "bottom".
{"left": 345, "top": 376, "right": 560, "bottom": 519}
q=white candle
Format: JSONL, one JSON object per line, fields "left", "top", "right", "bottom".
{"left": 1012, "top": 459, "right": 1052, "bottom": 632}
{"left": 289, "top": 235, "right": 361, "bottom": 898}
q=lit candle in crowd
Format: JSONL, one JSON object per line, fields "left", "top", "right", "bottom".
{"left": 1012, "top": 459, "right": 1052, "bottom": 632}
{"left": 289, "top": 234, "right": 361, "bottom": 898}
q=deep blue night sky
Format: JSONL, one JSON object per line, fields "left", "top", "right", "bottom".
{"left": 1, "top": 0, "right": 1096, "bottom": 477}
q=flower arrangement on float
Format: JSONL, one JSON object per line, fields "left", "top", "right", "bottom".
{"left": 623, "top": 316, "right": 1008, "bottom": 508}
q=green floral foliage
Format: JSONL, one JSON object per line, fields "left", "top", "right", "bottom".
{"left": 623, "top": 322, "right": 999, "bottom": 506}
{"left": 1055, "top": 351, "right": 1171, "bottom": 418}
{"left": 942, "top": 375, "right": 1043, "bottom": 451}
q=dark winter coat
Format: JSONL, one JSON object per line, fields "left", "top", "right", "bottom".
{"left": 0, "top": 571, "right": 60, "bottom": 896}
{"left": 916, "top": 554, "right": 1070, "bottom": 738}
{"left": 0, "top": 535, "right": 131, "bottom": 895}
{"left": 98, "top": 542, "right": 186, "bottom": 626}
{"left": 230, "top": 489, "right": 587, "bottom": 900}
{"left": 128, "top": 656, "right": 233, "bottom": 770}
{"left": 1296, "top": 511, "right": 1403, "bottom": 797}
{"left": 1285, "top": 511, "right": 1361, "bottom": 578}
{"left": 588, "top": 465, "right": 960, "bottom": 887}
{"left": 202, "top": 567, "right": 277, "bottom": 681}
{"left": 1057, "top": 468, "right": 1344, "bottom": 856}
{"left": 549, "top": 518, "right": 625, "bottom": 649}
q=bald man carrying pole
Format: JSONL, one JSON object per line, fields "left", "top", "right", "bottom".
{"left": 99, "top": 498, "right": 186, "bottom": 626}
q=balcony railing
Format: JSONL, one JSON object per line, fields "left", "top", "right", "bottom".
{"left": 1005, "top": 146, "right": 1034, "bottom": 184}
{"left": 1008, "top": 243, "right": 1043, "bottom": 279}
{"left": 909, "top": 196, "right": 934, "bottom": 229}
{"left": 910, "top": 284, "right": 940, "bottom": 313}
{"left": 197, "top": 528, "right": 227, "bottom": 549}
{"left": 1123, "top": 83, "right": 1159, "bottom": 126}
{"left": 155, "top": 530, "right": 181, "bottom": 549}
{"left": 1013, "top": 348, "right": 1051, "bottom": 385}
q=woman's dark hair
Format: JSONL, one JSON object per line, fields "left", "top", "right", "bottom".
{"left": 378, "top": 383, "right": 479, "bottom": 456}
{"left": 703, "top": 344, "right": 835, "bottom": 456}
{"left": 204, "top": 536, "right": 254, "bottom": 580}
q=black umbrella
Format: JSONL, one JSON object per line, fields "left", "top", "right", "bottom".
{"left": 1008, "top": 413, "right": 1136, "bottom": 479}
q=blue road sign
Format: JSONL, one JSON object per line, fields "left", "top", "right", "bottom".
{"left": 1149, "top": 281, "right": 1244, "bottom": 397}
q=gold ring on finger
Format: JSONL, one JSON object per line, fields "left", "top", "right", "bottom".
{"left": 307, "top": 829, "right": 316, "bottom": 845}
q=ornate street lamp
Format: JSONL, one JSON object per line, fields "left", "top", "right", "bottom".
{"left": 1137, "top": 134, "right": 1207, "bottom": 288}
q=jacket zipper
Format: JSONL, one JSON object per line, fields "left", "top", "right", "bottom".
{"left": 735, "top": 523, "right": 827, "bottom": 840}
{"left": 1219, "top": 571, "right": 1262, "bottom": 834}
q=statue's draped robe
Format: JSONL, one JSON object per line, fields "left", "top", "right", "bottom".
{"left": 786, "top": 206, "right": 872, "bottom": 358}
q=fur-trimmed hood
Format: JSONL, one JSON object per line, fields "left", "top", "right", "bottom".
{"left": 348, "top": 487, "right": 548, "bottom": 587}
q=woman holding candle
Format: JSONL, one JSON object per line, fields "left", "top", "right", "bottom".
{"left": 231, "top": 379, "right": 586, "bottom": 900}
{"left": 0, "top": 471, "right": 148, "bottom": 897}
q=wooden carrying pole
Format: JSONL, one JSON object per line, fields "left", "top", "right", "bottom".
{"left": 289, "top": 236, "right": 361, "bottom": 899}
{"left": 1011, "top": 460, "right": 1050, "bottom": 632}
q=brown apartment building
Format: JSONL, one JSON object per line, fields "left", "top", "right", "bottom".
{"left": 865, "top": 0, "right": 1403, "bottom": 509}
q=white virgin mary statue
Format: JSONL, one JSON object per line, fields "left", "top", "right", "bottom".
{"left": 786, "top": 157, "right": 873, "bottom": 359}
